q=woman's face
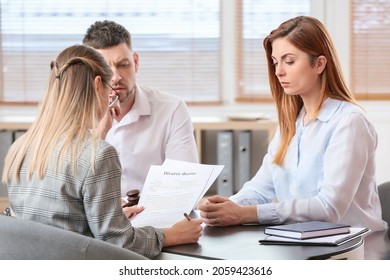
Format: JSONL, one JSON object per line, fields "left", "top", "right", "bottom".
{"left": 271, "top": 37, "right": 324, "bottom": 98}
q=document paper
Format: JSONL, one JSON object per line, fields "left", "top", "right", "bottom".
{"left": 130, "top": 159, "right": 224, "bottom": 228}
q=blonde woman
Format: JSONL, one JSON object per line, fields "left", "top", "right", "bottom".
{"left": 2, "top": 44, "right": 202, "bottom": 259}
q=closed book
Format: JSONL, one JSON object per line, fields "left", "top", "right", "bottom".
{"left": 264, "top": 221, "right": 351, "bottom": 240}
{"left": 259, "top": 227, "right": 370, "bottom": 246}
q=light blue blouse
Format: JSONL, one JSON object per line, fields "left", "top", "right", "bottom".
{"left": 230, "top": 98, "right": 387, "bottom": 233}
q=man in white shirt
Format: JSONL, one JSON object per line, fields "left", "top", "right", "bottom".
{"left": 83, "top": 20, "right": 199, "bottom": 196}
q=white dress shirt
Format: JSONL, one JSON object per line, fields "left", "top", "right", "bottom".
{"left": 230, "top": 98, "right": 388, "bottom": 235}
{"left": 105, "top": 85, "right": 199, "bottom": 196}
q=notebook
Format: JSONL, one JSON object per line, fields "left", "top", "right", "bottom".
{"left": 264, "top": 221, "right": 351, "bottom": 240}
{"left": 260, "top": 227, "right": 370, "bottom": 246}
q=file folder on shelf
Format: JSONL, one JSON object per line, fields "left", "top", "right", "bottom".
{"left": 234, "top": 131, "right": 251, "bottom": 193}
{"left": 216, "top": 130, "right": 233, "bottom": 196}
{"left": 0, "top": 131, "right": 13, "bottom": 196}
{"left": 13, "top": 130, "right": 26, "bottom": 141}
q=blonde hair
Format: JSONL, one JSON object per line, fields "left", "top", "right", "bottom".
{"left": 2, "top": 44, "right": 113, "bottom": 183}
{"left": 263, "top": 16, "right": 357, "bottom": 166}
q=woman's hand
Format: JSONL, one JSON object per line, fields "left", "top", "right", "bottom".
{"left": 198, "top": 195, "right": 258, "bottom": 226}
{"left": 123, "top": 205, "right": 144, "bottom": 219}
{"left": 98, "top": 103, "right": 121, "bottom": 139}
{"left": 163, "top": 217, "right": 203, "bottom": 247}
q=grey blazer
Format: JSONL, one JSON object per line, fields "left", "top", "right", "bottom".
{"left": 6, "top": 137, "right": 164, "bottom": 258}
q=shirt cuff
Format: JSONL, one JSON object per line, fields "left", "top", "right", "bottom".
{"left": 257, "top": 203, "right": 280, "bottom": 224}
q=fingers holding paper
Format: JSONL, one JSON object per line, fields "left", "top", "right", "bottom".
{"left": 123, "top": 205, "right": 144, "bottom": 219}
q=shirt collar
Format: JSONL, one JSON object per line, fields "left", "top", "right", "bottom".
{"left": 316, "top": 98, "right": 342, "bottom": 122}
{"left": 131, "top": 85, "right": 151, "bottom": 116}
{"left": 119, "top": 85, "right": 151, "bottom": 124}
{"left": 299, "top": 98, "right": 342, "bottom": 123}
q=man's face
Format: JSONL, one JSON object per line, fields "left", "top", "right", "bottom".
{"left": 96, "top": 42, "right": 139, "bottom": 105}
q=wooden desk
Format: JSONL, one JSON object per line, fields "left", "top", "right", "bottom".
{"left": 155, "top": 223, "right": 364, "bottom": 260}
{"left": 0, "top": 115, "right": 35, "bottom": 130}
{"left": 0, "top": 115, "right": 278, "bottom": 132}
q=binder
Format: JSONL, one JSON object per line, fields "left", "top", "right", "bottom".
{"left": 13, "top": 130, "right": 26, "bottom": 141}
{"left": 234, "top": 131, "right": 251, "bottom": 193}
{"left": 216, "top": 130, "right": 233, "bottom": 196}
{"left": 0, "top": 131, "right": 13, "bottom": 196}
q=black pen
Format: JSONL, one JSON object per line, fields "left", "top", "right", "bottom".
{"left": 184, "top": 213, "right": 191, "bottom": 221}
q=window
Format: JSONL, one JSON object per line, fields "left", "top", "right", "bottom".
{"left": 0, "top": 0, "right": 220, "bottom": 103}
{"left": 2, "top": 1, "right": 389, "bottom": 105}
{"left": 237, "top": 0, "right": 310, "bottom": 101}
{"left": 351, "top": 0, "right": 390, "bottom": 99}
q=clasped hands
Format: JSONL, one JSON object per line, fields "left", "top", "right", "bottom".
{"left": 197, "top": 195, "right": 246, "bottom": 227}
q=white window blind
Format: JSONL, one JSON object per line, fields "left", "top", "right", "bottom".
{"left": 0, "top": 0, "right": 221, "bottom": 103}
{"left": 237, "top": 0, "right": 310, "bottom": 101}
{"left": 351, "top": 0, "right": 390, "bottom": 99}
